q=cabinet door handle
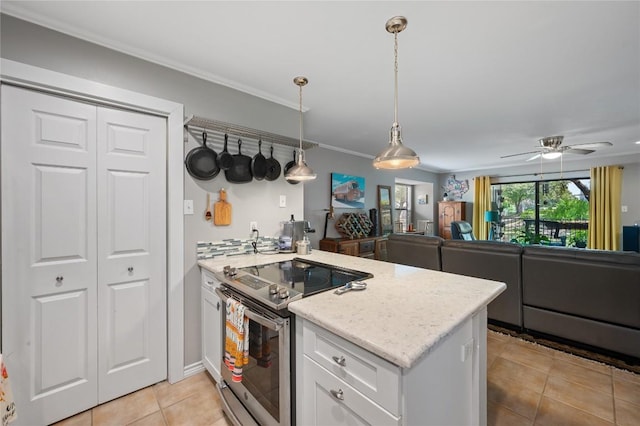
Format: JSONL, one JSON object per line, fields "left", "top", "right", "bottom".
{"left": 216, "top": 301, "right": 220, "bottom": 311}
{"left": 330, "top": 389, "right": 344, "bottom": 401}
{"left": 56, "top": 276, "right": 64, "bottom": 283}
{"left": 332, "top": 355, "right": 346, "bottom": 366}
{"left": 128, "top": 266, "right": 134, "bottom": 273}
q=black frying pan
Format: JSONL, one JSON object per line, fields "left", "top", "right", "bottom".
{"left": 217, "top": 134, "right": 233, "bottom": 170}
{"left": 251, "top": 139, "right": 268, "bottom": 180}
{"left": 224, "top": 139, "right": 253, "bottom": 183}
{"left": 284, "top": 150, "right": 300, "bottom": 185}
{"left": 265, "top": 145, "right": 281, "bottom": 181}
{"left": 184, "top": 131, "right": 219, "bottom": 180}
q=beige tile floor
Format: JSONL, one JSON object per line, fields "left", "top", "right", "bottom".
{"left": 55, "top": 331, "right": 640, "bottom": 425}
{"left": 488, "top": 331, "right": 640, "bottom": 426}
{"left": 54, "top": 372, "right": 232, "bottom": 426}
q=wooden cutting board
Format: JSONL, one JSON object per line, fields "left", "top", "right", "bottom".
{"left": 214, "top": 189, "right": 232, "bottom": 226}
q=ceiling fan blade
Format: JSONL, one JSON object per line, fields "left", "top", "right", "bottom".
{"left": 500, "top": 150, "right": 540, "bottom": 159}
{"left": 566, "top": 141, "right": 612, "bottom": 149}
{"left": 526, "top": 153, "right": 542, "bottom": 161}
{"left": 565, "top": 148, "right": 595, "bottom": 155}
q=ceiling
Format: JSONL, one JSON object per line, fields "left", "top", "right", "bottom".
{"left": 2, "top": 1, "right": 639, "bottom": 173}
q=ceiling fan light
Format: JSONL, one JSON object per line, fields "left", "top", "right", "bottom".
{"left": 542, "top": 151, "right": 562, "bottom": 160}
{"left": 373, "top": 124, "right": 420, "bottom": 169}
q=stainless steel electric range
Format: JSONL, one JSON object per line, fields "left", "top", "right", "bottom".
{"left": 213, "top": 258, "right": 372, "bottom": 426}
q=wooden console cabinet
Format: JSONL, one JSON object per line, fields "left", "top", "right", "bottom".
{"left": 438, "top": 201, "right": 466, "bottom": 239}
{"left": 319, "top": 237, "right": 386, "bottom": 259}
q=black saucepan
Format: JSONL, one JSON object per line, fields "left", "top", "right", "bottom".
{"left": 217, "top": 133, "right": 234, "bottom": 170}
{"left": 251, "top": 139, "right": 268, "bottom": 180}
{"left": 284, "top": 149, "right": 300, "bottom": 185}
{"left": 265, "top": 145, "right": 281, "bottom": 181}
{"left": 224, "top": 139, "right": 253, "bottom": 183}
{"left": 184, "top": 131, "right": 219, "bottom": 180}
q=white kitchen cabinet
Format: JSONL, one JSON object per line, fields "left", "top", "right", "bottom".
{"left": 201, "top": 269, "right": 222, "bottom": 382}
{"left": 296, "top": 308, "right": 487, "bottom": 426}
{"left": 1, "top": 86, "right": 168, "bottom": 425}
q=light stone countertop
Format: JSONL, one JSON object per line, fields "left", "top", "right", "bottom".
{"left": 198, "top": 250, "right": 506, "bottom": 369}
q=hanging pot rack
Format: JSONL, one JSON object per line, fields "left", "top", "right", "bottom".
{"left": 184, "top": 115, "right": 317, "bottom": 150}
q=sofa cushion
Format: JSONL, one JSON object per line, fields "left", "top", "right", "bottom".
{"left": 441, "top": 240, "right": 523, "bottom": 327}
{"left": 522, "top": 245, "right": 640, "bottom": 329}
{"left": 386, "top": 233, "right": 443, "bottom": 271}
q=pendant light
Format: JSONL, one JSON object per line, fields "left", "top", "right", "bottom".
{"left": 285, "top": 76, "right": 317, "bottom": 182}
{"left": 373, "top": 16, "right": 420, "bottom": 170}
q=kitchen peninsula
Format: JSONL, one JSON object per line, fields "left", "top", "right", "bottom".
{"left": 198, "top": 250, "right": 505, "bottom": 425}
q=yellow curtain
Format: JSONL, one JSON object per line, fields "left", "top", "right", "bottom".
{"left": 473, "top": 176, "right": 492, "bottom": 240}
{"left": 589, "top": 166, "right": 623, "bottom": 250}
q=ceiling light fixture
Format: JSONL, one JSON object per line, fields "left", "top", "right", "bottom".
{"left": 285, "top": 76, "right": 317, "bottom": 182}
{"left": 373, "top": 16, "right": 420, "bottom": 170}
{"left": 541, "top": 151, "right": 562, "bottom": 160}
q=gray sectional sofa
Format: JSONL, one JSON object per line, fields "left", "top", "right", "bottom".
{"left": 385, "top": 233, "right": 640, "bottom": 359}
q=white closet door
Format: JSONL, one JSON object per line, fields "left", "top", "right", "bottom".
{"left": 96, "top": 107, "right": 167, "bottom": 403}
{"left": 1, "top": 86, "right": 98, "bottom": 424}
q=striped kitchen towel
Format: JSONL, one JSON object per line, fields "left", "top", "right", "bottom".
{"left": 224, "top": 298, "right": 249, "bottom": 382}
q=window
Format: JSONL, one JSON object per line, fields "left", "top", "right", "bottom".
{"left": 394, "top": 184, "right": 412, "bottom": 231}
{"left": 492, "top": 178, "right": 590, "bottom": 247}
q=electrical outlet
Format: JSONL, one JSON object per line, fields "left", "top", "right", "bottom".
{"left": 279, "top": 195, "right": 286, "bottom": 208}
{"left": 622, "top": 205, "right": 628, "bottom": 213}
{"left": 250, "top": 221, "right": 258, "bottom": 232}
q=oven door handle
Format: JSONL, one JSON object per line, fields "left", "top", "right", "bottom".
{"left": 215, "top": 287, "right": 284, "bottom": 331}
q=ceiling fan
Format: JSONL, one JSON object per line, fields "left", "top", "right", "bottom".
{"left": 501, "top": 136, "right": 613, "bottom": 161}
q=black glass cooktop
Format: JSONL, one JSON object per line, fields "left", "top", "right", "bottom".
{"left": 239, "top": 258, "right": 373, "bottom": 297}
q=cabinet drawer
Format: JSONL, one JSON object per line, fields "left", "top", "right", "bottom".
{"left": 359, "top": 240, "right": 375, "bottom": 254}
{"left": 303, "top": 356, "right": 401, "bottom": 426}
{"left": 302, "top": 321, "right": 401, "bottom": 415}
{"left": 201, "top": 269, "right": 220, "bottom": 290}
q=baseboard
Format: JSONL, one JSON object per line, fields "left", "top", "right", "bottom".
{"left": 183, "top": 361, "right": 206, "bottom": 378}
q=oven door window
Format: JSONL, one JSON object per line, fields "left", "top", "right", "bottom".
{"left": 242, "top": 321, "right": 281, "bottom": 419}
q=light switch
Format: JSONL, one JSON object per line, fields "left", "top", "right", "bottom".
{"left": 279, "top": 195, "right": 286, "bottom": 208}
{"left": 184, "top": 200, "right": 194, "bottom": 215}
{"left": 622, "top": 205, "right": 628, "bottom": 213}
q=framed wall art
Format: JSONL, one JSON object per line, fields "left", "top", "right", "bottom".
{"left": 331, "top": 173, "right": 365, "bottom": 209}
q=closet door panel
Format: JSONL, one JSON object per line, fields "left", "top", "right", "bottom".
{"left": 1, "top": 86, "right": 98, "bottom": 425}
{"left": 97, "top": 107, "right": 167, "bottom": 403}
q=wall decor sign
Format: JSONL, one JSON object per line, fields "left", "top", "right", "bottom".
{"left": 442, "top": 175, "right": 469, "bottom": 200}
{"left": 331, "top": 173, "right": 365, "bottom": 209}
{"left": 418, "top": 195, "right": 428, "bottom": 205}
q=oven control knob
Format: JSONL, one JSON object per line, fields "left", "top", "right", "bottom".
{"left": 228, "top": 267, "right": 237, "bottom": 277}
{"left": 278, "top": 288, "right": 289, "bottom": 299}
{"left": 269, "top": 284, "right": 278, "bottom": 295}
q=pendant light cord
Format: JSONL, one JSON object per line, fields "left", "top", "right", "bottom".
{"left": 299, "top": 83, "right": 303, "bottom": 151}
{"left": 393, "top": 30, "right": 399, "bottom": 126}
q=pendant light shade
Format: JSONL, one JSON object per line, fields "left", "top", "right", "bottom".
{"left": 373, "top": 16, "right": 420, "bottom": 170}
{"left": 285, "top": 76, "right": 316, "bottom": 182}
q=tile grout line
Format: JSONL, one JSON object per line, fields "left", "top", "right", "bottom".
{"left": 531, "top": 363, "right": 551, "bottom": 426}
